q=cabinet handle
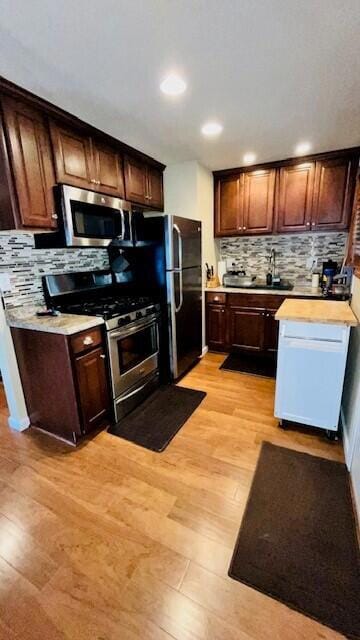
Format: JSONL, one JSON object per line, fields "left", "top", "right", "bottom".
{"left": 311, "top": 222, "right": 315, "bottom": 228}
{"left": 221, "top": 309, "right": 225, "bottom": 313}
{"left": 100, "top": 354, "right": 106, "bottom": 359}
{"left": 90, "top": 179, "right": 95, "bottom": 184}
{"left": 238, "top": 226, "right": 242, "bottom": 230}
{"left": 97, "top": 180, "right": 101, "bottom": 185}
{"left": 243, "top": 226, "right": 247, "bottom": 230}
{"left": 83, "top": 336, "right": 94, "bottom": 346}
{"left": 51, "top": 214, "right": 58, "bottom": 220}
{"left": 306, "top": 222, "right": 310, "bottom": 226}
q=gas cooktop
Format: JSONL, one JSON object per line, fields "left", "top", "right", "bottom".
{"left": 57, "top": 295, "right": 155, "bottom": 321}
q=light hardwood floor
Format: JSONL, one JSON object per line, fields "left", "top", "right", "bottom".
{"left": 0, "top": 352, "right": 345, "bottom": 639}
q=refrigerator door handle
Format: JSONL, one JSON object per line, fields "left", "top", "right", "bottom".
{"left": 167, "top": 271, "right": 178, "bottom": 379}
{"left": 173, "top": 223, "right": 182, "bottom": 270}
{"left": 175, "top": 270, "right": 183, "bottom": 313}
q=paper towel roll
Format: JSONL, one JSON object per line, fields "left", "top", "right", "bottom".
{"left": 218, "top": 261, "right": 226, "bottom": 285}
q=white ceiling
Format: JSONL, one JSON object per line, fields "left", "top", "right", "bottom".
{"left": 0, "top": 0, "right": 359, "bottom": 170}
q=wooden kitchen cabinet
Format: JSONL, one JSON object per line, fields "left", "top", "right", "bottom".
{"left": 92, "top": 140, "right": 125, "bottom": 197}
{"left": 50, "top": 122, "right": 125, "bottom": 197}
{"left": 206, "top": 291, "right": 286, "bottom": 354}
{"left": 213, "top": 149, "right": 359, "bottom": 237}
{"left": 311, "top": 155, "right": 358, "bottom": 231}
{"left": 147, "top": 165, "right": 163, "bottom": 209}
{"left": 243, "top": 168, "right": 275, "bottom": 234}
{"left": 1, "top": 97, "right": 57, "bottom": 229}
{"left": 50, "top": 121, "right": 94, "bottom": 189}
{"left": 214, "top": 174, "right": 242, "bottom": 236}
{"left": 206, "top": 304, "right": 227, "bottom": 350}
{"left": 12, "top": 326, "right": 111, "bottom": 445}
{"left": 75, "top": 346, "right": 109, "bottom": 433}
{"left": 228, "top": 306, "right": 266, "bottom": 351}
{"left": 124, "top": 155, "right": 164, "bottom": 209}
{"left": 276, "top": 162, "right": 315, "bottom": 233}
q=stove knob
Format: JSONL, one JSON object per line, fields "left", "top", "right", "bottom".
{"left": 118, "top": 315, "right": 130, "bottom": 326}
{"left": 136, "top": 311, "right": 143, "bottom": 319}
{"left": 146, "top": 306, "right": 155, "bottom": 315}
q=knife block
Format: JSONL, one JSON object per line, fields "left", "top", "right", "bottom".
{"left": 207, "top": 276, "right": 220, "bottom": 288}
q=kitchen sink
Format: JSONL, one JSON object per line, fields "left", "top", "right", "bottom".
{"left": 252, "top": 282, "right": 294, "bottom": 291}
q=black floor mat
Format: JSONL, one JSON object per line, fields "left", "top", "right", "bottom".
{"left": 220, "top": 352, "right": 276, "bottom": 378}
{"left": 108, "top": 385, "right": 206, "bottom": 452}
{"left": 229, "top": 442, "right": 360, "bottom": 639}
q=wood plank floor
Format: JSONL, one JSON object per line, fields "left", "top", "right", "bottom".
{"left": 0, "top": 352, "right": 345, "bottom": 639}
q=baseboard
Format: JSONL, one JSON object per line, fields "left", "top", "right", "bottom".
{"left": 8, "top": 415, "right": 30, "bottom": 431}
{"left": 201, "top": 346, "right": 208, "bottom": 358}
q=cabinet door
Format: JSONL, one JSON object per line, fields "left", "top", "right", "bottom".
{"left": 277, "top": 163, "right": 315, "bottom": 233}
{"left": 124, "top": 155, "right": 148, "bottom": 205}
{"left": 147, "top": 165, "right": 163, "bottom": 209}
{"left": 75, "top": 347, "right": 109, "bottom": 433}
{"left": 264, "top": 310, "right": 279, "bottom": 353}
{"left": 229, "top": 306, "right": 266, "bottom": 351}
{"left": 243, "top": 168, "right": 275, "bottom": 234}
{"left": 92, "top": 140, "right": 125, "bottom": 197}
{"left": 206, "top": 304, "right": 226, "bottom": 350}
{"left": 215, "top": 174, "right": 243, "bottom": 236}
{"left": 50, "top": 122, "right": 94, "bottom": 189}
{"left": 312, "top": 156, "right": 357, "bottom": 231}
{"left": 2, "top": 97, "right": 56, "bottom": 228}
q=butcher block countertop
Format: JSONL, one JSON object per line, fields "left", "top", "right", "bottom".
{"left": 275, "top": 299, "right": 358, "bottom": 327}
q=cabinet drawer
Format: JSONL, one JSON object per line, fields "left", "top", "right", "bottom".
{"left": 227, "top": 293, "right": 285, "bottom": 310}
{"left": 70, "top": 327, "right": 102, "bottom": 355}
{"left": 206, "top": 292, "right": 226, "bottom": 305}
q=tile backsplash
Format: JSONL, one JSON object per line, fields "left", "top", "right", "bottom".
{"left": 219, "top": 232, "right": 348, "bottom": 280}
{"left": 0, "top": 231, "right": 109, "bottom": 308}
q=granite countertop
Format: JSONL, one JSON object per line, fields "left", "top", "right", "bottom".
{"left": 6, "top": 306, "right": 104, "bottom": 336}
{"left": 207, "top": 284, "right": 324, "bottom": 298}
{"left": 275, "top": 299, "right": 358, "bottom": 326}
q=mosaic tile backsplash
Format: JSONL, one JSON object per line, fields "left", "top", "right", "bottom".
{"left": 0, "top": 231, "right": 109, "bottom": 308}
{"left": 220, "top": 232, "right": 348, "bottom": 280}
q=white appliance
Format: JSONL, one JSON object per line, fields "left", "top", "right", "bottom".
{"left": 274, "top": 320, "right": 350, "bottom": 438}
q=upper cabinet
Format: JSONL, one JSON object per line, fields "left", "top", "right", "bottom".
{"left": 50, "top": 122, "right": 125, "bottom": 197}
{"left": 50, "top": 122, "right": 93, "bottom": 189}
{"left": 215, "top": 169, "right": 275, "bottom": 236}
{"left": 311, "top": 155, "right": 357, "bottom": 231}
{"left": 1, "top": 97, "right": 57, "bottom": 229}
{"left": 0, "top": 78, "right": 164, "bottom": 231}
{"left": 214, "top": 174, "right": 242, "bottom": 235}
{"left": 243, "top": 168, "right": 275, "bottom": 234}
{"left": 276, "top": 162, "right": 315, "bottom": 233}
{"left": 124, "top": 156, "right": 164, "bottom": 209}
{"left": 214, "top": 150, "right": 359, "bottom": 237}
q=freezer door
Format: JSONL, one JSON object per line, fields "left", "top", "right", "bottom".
{"left": 166, "top": 216, "right": 202, "bottom": 270}
{"left": 167, "top": 266, "right": 202, "bottom": 379}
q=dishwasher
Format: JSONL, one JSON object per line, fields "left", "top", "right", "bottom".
{"left": 274, "top": 320, "right": 351, "bottom": 438}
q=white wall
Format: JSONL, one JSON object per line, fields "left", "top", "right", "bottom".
{"left": 342, "top": 275, "right": 360, "bottom": 518}
{"left": 164, "top": 160, "right": 218, "bottom": 351}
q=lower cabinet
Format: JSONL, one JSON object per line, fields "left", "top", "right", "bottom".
{"left": 75, "top": 346, "right": 109, "bottom": 433}
{"left": 228, "top": 307, "right": 266, "bottom": 351}
{"left": 206, "top": 292, "right": 285, "bottom": 354}
{"left": 206, "top": 304, "right": 227, "bottom": 350}
{"left": 12, "top": 326, "right": 111, "bottom": 444}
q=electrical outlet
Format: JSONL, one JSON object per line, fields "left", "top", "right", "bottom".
{"left": 306, "top": 257, "right": 317, "bottom": 270}
{"left": 0, "top": 272, "right": 11, "bottom": 293}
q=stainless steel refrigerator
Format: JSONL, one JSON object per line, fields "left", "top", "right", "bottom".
{"left": 141, "top": 214, "right": 202, "bottom": 381}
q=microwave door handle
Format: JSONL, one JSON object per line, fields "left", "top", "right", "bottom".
{"left": 119, "top": 208, "right": 125, "bottom": 240}
{"left": 173, "top": 224, "right": 182, "bottom": 270}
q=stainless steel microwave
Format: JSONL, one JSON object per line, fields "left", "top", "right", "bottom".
{"left": 58, "top": 185, "right": 133, "bottom": 247}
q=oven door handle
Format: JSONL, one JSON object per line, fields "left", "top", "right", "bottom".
{"left": 109, "top": 317, "right": 157, "bottom": 339}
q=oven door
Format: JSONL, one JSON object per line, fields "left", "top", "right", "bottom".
{"left": 107, "top": 317, "right": 159, "bottom": 399}
{"left": 60, "top": 185, "right": 132, "bottom": 247}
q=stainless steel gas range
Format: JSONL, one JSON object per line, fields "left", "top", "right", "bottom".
{"left": 43, "top": 271, "right": 160, "bottom": 423}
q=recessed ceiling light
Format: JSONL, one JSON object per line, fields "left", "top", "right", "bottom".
{"left": 160, "top": 74, "right": 186, "bottom": 96}
{"left": 243, "top": 152, "right": 256, "bottom": 165}
{"left": 295, "top": 141, "right": 312, "bottom": 156}
{"left": 201, "top": 121, "right": 223, "bottom": 137}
